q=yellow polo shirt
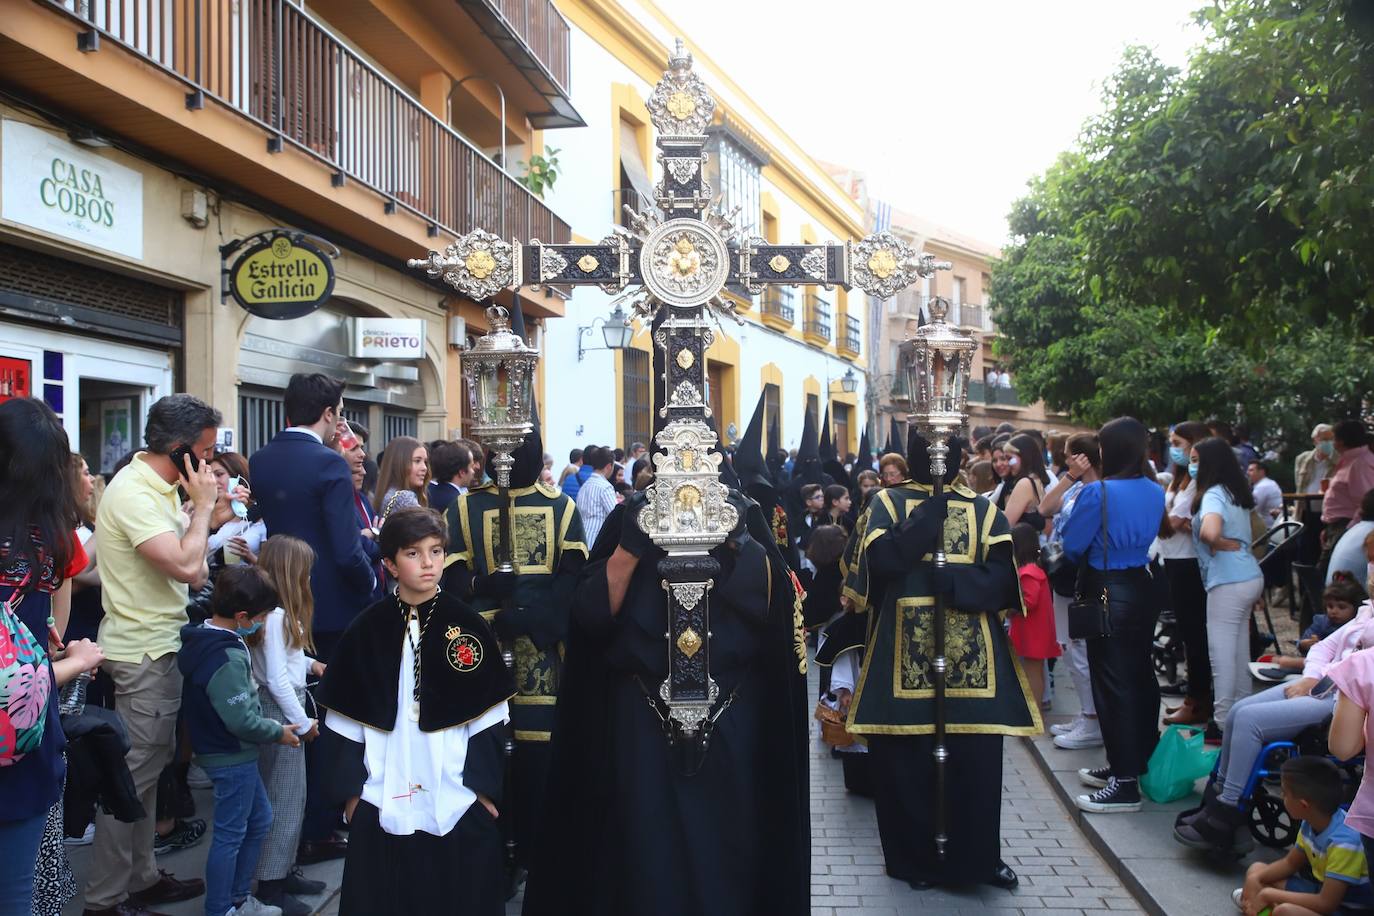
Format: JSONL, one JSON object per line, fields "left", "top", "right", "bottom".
{"left": 96, "top": 452, "right": 190, "bottom": 663}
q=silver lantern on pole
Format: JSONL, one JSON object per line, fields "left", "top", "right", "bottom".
{"left": 460, "top": 304, "right": 539, "bottom": 572}
{"left": 898, "top": 294, "right": 977, "bottom": 862}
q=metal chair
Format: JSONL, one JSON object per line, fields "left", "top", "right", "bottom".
{"left": 1255, "top": 520, "right": 1304, "bottom": 651}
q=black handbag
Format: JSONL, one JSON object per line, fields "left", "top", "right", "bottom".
{"left": 1068, "top": 481, "right": 1112, "bottom": 639}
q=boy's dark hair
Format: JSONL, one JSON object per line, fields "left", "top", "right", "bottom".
{"left": 1281, "top": 755, "right": 1343, "bottom": 816}
{"left": 211, "top": 565, "right": 279, "bottom": 619}
{"left": 1011, "top": 523, "right": 1041, "bottom": 568}
{"left": 284, "top": 373, "right": 344, "bottom": 427}
{"left": 613, "top": 448, "right": 625, "bottom": 462}
{"left": 347, "top": 420, "right": 370, "bottom": 445}
{"left": 378, "top": 507, "right": 448, "bottom": 560}
{"left": 569, "top": 448, "right": 583, "bottom": 464}
{"left": 801, "top": 483, "right": 823, "bottom": 501}
{"left": 806, "top": 524, "right": 848, "bottom": 567}
{"left": 430, "top": 442, "right": 473, "bottom": 483}
{"left": 1323, "top": 577, "right": 1366, "bottom": 608}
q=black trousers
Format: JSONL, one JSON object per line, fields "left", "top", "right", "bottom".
{"left": 1084, "top": 567, "right": 1161, "bottom": 779}
{"left": 301, "top": 629, "right": 346, "bottom": 844}
{"left": 1164, "top": 558, "right": 1210, "bottom": 706}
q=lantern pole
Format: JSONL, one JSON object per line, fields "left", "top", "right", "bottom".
{"left": 900, "top": 295, "right": 976, "bottom": 863}
{"left": 458, "top": 303, "right": 538, "bottom": 885}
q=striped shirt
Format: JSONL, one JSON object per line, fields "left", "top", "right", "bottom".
{"left": 575, "top": 472, "right": 617, "bottom": 547}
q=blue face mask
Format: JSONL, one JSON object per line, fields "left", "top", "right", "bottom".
{"left": 1188, "top": 462, "right": 1199, "bottom": 480}
{"left": 1169, "top": 446, "right": 1189, "bottom": 468}
{"left": 235, "top": 619, "right": 263, "bottom": 637}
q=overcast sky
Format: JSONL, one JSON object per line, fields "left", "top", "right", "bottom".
{"left": 668, "top": 0, "right": 1206, "bottom": 247}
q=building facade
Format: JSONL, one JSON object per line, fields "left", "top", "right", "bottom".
{"left": 537, "top": 0, "right": 868, "bottom": 465}
{"left": 822, "top": 167, "right": 1082, "bottom": 447}
{"left": 0, "top": 0, "right": 577, "bottom": 460}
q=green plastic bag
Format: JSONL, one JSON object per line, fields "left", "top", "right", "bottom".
{"left": 1140, "top": 724, "right": 1220, "bottom": 803}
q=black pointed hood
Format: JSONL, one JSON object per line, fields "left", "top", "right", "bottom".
{"left": 490, "top": 401, "right": 543, "bottom": 490}
{"left": 854, "top": 431, "right": 874, "bottom": 475}
{"left": 886, "top": 417, "right": 905, "bottom": 459}
{"left": 818, "top": 406, "right": 835, "bottom": 463}
{"left": 765, "top": 415, "right": 783, "bottom": 484}
{"left": 797, "top": 408, "right": 819, "bottom": 464}
{"left": 906, "top": 430, "right": 965, "bottom": 487}
{"left": 734, "top": 390, "right": 770, "bottom": 492}
{"left": 509, "top": 293, "right": 530, "bottom": 345}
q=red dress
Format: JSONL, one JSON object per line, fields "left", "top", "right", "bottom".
{"left": 1010, "top": 563, "right": 1061, "bottom": 660}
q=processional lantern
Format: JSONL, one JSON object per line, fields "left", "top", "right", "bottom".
{"left": 458, "top": 302, "right": 539, "bottom": 570}
{"left": 900, "top": 296, "right": 976, "bottom": 460}
{"left": 409, "top": 38, "right": 950, "bottom": 751}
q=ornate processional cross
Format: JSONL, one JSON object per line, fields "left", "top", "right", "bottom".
{"left": 410, "top": 39, "right": 948, "bottom": 747}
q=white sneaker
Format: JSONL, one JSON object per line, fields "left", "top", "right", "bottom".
{"left": 1050, "top": 714, "right": 1084, "bottom": 737}
{"left": 63, "top": 823, "right": 95, "bottom": 846}
{"left": 229, "top": 897, "right": 282, "bottom": 916}
{"left": 1231, "top": 888, "right": 1244, "bottom": 911}
{"left": 1053, "top": 717, "right": 1104, "bottom": 749}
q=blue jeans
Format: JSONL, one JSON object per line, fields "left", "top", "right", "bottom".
{"left": 0, "top": 813, "right": 47, "bottom": 916}
{"left": 205, "top": 761, "right": 273, "bottom": 916}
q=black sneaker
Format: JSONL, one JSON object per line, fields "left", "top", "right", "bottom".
{"left": 283, "top": 867, "right": 326, "bottom": 897}
{"left": 1204, "top": 721, "right": 1223, "bottom": 746}
{"left": 153, "top": 818, "right": 207, "bottom": 856}
{"left": 1076, "top": 778, "right": 1142, "bottom": 813}
{"left": 1077, "top": 766, "right": 1111, "bottom": 789}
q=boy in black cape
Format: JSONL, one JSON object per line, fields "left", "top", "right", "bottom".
{"left": 314, "top": 508, "right": 515, "bottom": 915}
{"left": 521, "top": 479, "right": 810, "bottom": 915}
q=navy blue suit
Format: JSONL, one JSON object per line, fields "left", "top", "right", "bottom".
{"left": 428, "top": 480, "right": 462, "bottom": 516}
{"left": 250, "top": 430, "right": 376, "bottom": 638}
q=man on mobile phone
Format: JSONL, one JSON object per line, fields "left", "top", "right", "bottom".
{"left": 85, "top": 394, "right": 222, "bottom": 913}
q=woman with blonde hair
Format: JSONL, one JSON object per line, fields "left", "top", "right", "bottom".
{"left": 248, "top": 535, "right": 326, "bottom": 914}
{"left": 376, "top": 436, "right": 430, "bottom": 520}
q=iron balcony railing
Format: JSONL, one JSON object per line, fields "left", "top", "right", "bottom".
{"left": 842, "top": 314, "right": 861, "bottom": 354}
{"left": 41, "top": 0, "right": 569, "bottom": 246}
{"left": 803, "top": 293, "right": 831, "bottom": 341}
{"left": 490, "top": 0, "right": 571, "bottom": 93}
{"left": 969, "top": 379, "right": 1023, "bottom": 406}
{"left": 761, "top": 288, "right": 795, "bottom": 324}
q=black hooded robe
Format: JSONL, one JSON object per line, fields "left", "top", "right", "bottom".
{"left": 843, "top": 434, "right": 1040, "bottom": 888}
{"left": 521, "top": 498, "right": 810, "bottom": 916}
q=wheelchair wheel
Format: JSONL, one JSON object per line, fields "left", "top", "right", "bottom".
{"left": 1249, "top": 791, "right": 1298, "bottom": 849}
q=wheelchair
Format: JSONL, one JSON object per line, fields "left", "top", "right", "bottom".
{"left": 1231, "top": 722, "right": 1363, "bottom": 850}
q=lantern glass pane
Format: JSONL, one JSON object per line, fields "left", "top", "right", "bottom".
{"left": 477, "top": 364, "right": 502, "bottom": 424}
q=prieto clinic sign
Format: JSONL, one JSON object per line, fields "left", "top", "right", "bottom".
{"left": 1, "top": 120, "right": 144, "bottom": 259}
{"left": 353, "top": 318, "right": 425, "bottom": 359}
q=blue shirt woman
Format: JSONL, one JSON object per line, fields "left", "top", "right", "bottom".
{"left": 1193, "top": 486, "right": 1262, "bottom": 590}
{"left": 1061, "top": 478, "right": 1166, "bottom": 571}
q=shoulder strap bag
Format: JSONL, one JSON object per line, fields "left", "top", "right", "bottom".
{"left": 1068, "top": 481, "right": 1112, "bottom": 639}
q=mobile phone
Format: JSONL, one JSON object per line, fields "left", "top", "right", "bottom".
{"left": 169, "top": 444, "right": 201, "bottom": 475}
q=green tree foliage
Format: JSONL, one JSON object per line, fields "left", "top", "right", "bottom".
{"left": 991, "top": 0, "right": 1374, "bottom": 454}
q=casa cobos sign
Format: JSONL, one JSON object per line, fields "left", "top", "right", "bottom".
{"left": 226, "top": 231, "right": 336, "bottom": 320}
{"left": 1, "top": 120, "right": 144, "bottom": 259}
{"left": 352, "top": 318, "right": 425, "bottom": 359}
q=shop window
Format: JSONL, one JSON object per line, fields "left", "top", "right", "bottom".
{"left": 622, "top": 348, "right": 650, "bottom": 453}
{"left": 383, "top": 411, "right": 418, "bottom": 448}
{"left": 240, "top": 390, "right": 286, "bottom": 457}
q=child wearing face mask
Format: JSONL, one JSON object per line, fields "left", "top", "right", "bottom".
{"left": 179, "top": 565, "right": 302, "bottom": 916}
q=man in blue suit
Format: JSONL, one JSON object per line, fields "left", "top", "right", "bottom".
{"left": 250, "top": 373, "right": 376, "bottom": 662}
{"left": 250, "top": 373, "right": 376, "bottom": 866}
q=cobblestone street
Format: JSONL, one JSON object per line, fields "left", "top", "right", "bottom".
{"left": 808, "top": 730, "right": 1144, "bottom": 915}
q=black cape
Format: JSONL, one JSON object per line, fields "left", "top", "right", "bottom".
{"left": 521, "top": 497, "right": 809, "bottom": 916}
{"left": 316, "top": 589, "right": 515, "bottom": 733}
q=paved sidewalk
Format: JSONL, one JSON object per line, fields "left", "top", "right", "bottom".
{"left": 1025, "top": 665, "right": 1282, "bottom": 916}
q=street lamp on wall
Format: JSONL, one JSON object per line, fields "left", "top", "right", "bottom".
{"left": 577, "top": 303, "right": 634, "bottom": 361}
{"left": 840, "top": 367, "right": 858, "bottom": 394}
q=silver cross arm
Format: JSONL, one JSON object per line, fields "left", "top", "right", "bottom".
{"left": 407, "top": 228, "right": 643, "bottom": 299}
{"left": 737, "top": 233, "right": 951, "bottom": 299}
